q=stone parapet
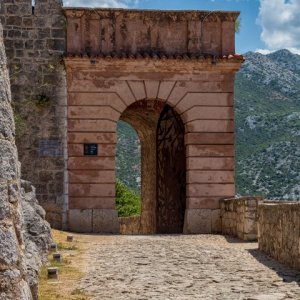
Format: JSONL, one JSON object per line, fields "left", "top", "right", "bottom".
{"left": 258, "top": 202, "right": 300, "bottom": 270}
{"left": 220, "top": 197, "right": 262, "bottom": 240}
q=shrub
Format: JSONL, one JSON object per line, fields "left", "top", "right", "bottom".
{"left": 116, "top": 180, "right": 141, "bottom": 217}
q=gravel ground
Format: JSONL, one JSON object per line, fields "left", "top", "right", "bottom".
{"left": 79, "top": 235, "right": 300, "bottom": 300}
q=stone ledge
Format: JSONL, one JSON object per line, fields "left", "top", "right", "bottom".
{"left": 68, "top": 208, "right": 119, "bottom": 233}
{"left": 220, "top": 196, "right": 263, "bottom": 241}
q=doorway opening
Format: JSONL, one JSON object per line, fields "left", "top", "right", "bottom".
{"left": 117, "top": 100, "right": 186, "bottom": 234}
{"left": 156, "top": 105, "right": 186, "bottom": 233}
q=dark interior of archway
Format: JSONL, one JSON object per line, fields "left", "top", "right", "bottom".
{"left": 119, "top": 100, "right": 186, "bottom": 234}
{"left": 156, "top": 105, "right": 186, "bottom": 234}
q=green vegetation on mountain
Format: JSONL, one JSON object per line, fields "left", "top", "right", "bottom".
{"left": 116, "top": 121, "right": 141, "bottom": 194}
{"left": 235, "top": 50, "right": 300, "bottom": 199}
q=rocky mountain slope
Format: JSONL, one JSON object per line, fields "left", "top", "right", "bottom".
{"left": 235, "top": 49, "right": 300, "bottom": 200}
{"left": 116, "top": 49, "right": 300, "bottom": 200}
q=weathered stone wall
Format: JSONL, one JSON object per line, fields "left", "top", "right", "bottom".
{"left": 0, "top": 21, "right": 53, "bottom": 300}
{"left": 258, "top": 202, "right": 300, "bottom": 270}
{"left": 0, "top": 21, "right": 32, "bottom": 300}
{"left": 0, "top": 0, "right": 67, "bottom": 228}
{"left": 220, "top": 197, "right": 262, "bottom": 240}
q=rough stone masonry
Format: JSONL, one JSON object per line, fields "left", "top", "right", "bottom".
{"left": 0, "top": 21, "right": 52, "bottom": 300}
{"left": 0, "top": 0, "right": 67, "bottom": 229}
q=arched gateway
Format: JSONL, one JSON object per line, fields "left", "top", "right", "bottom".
{"left": 64, "top": 8, "right": 243, "bottom": 234}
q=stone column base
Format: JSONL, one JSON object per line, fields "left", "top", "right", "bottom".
{"left": 183, "top": 208, "right": 221, "bottom": 234}
{"left": 68, "top": 209, "right": 119, "bottom": 233}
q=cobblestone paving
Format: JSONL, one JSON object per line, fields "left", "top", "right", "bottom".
{"left": 79, "top": 235, "right": 300, "bottom": 299}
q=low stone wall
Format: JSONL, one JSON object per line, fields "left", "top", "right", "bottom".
{"left": 220, "top": 197, "right": 262, "bottom": 241}
{"left": 119, "top": 216, "right": 141, "bottom": 235}
{"left": 258, "top": 202, "right": 300, "bottom": 270}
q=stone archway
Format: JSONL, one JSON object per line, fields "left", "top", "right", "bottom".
{"left": 64, "top": 8, "right": 242, "bottom": 234}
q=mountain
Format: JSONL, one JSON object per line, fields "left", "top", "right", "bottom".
{"left": 116, "top": 121, "right": 141, "bottom": 193}
{"left": 116, "top": 49, "right": 300, "bottom": 200}
{"left": 235, "top": 49, "right": 300, "bottom": 200}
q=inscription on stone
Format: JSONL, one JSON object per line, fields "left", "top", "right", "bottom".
{"left": 84, "top": 144, "right": 98, "bottom": 156}
{"left": 39, "top": 139, "right": 63, "bottom": 157}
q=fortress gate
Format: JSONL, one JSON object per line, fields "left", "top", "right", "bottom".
{"left": 64, "top": 8, "right": 243, "bottom": 234}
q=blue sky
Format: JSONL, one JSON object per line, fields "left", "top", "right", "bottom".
{"left": 64, "top": 0, "right": 300, "bottom": 55}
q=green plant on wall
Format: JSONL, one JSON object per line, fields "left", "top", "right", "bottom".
{"left": 13, "top": 111, "right": 26, "bottom": 138}
{"left": 25, "top": 60, "right": 62, "bottom": 109}
{"left": 27, "top": 93, "right": 52, "bottom": 108}
{"left": 9, "top": 63, "right": 22, "bottom": 81}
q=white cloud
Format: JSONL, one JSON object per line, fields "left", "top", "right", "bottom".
{"left": 255, "top": 49, "right": 274, "bottom": 55}
{"left": 63, "top": 0, "right": 139, "bottom": 8}
{"left": 258, "top": 0, "right": 300, "bottom": 52}
{"left": 255, "top": 47, "right": 300, "bottom": 55}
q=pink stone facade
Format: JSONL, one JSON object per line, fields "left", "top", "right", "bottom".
{"left": 64, "top": 8, "right": 243, "bottom": 233}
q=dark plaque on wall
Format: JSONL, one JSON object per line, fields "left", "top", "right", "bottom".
{"left": 39, "top": 139, "right": 63, "bottom": 157}
{"left": 84, "top": 144, "right": 98, "bottom": 156}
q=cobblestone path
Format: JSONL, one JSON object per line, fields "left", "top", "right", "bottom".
{"left": 79, "top": 235, "right": 300, "bottom": 299}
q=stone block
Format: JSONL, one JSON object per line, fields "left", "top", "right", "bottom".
{"left": 68, "top": 132, "right": 117, "bottom": 144}
{"left": 182, "top": 106, "right": 234, "bottom": 122}
{"left": 68, "top": 157, "right": 115, "bottom": 170}
{"left": 187, "top": 183, "right": 235, "bottom": 197}
{"left": 69, "top": 183, "right": 115, "bottom": 197}
{"left": 186, "top": 120, "right": 234, "bottom": 133}
{"left": 68, "top": 119, "right": 117, "bottom": 132}
{"left": 68, "top": 106, "right": 120, "bottom": 121}
{"left": 187, "top": 157, "right": 234, "bottom": 170}
{"left": 187, "top": 197, "right": 220, "bottom": 209}
{"left": 68, "top": 169, "right": 115, "bottom": 183}
{"left": 186, "top": 145, "right": 234, "bottom": 158}
{"left": 68, "top": 144, "right": 115, "bottom": 157}
{"left": 128, "top": 81, "right": 146, "bottom": 100}
{"left": 185, "top": 133, "right": 234, "bottom": 145}
{"left": 68, "top": 209, "right": 92, "bottom": 233}
{"left": 92, "top": 209, "right": 119, "bottom": 234}
{"left": 183, "top": 208, "right": 212, "bottom": 234}
{"left": 187, "top": 170, "right": 234, "bottom": 184}
{"left": 68, "top": 92, "right": 126, "bottom": 111}
{"left": 211, "top": 209, "right": 221, "bottom": 233}
{"left": 69, "top": 197, "right": 115, "bottom": 210}
{"left": 157, "top": 81, "right": 176, "bottom": 101}
{"left": 144, "top": 80, "right": 160, "bottom": 99}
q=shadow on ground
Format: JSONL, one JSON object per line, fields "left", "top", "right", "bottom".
{"left": 247, "top": 248, "right": 300, "bottom": 286}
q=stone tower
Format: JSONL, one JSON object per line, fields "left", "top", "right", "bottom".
{"left": 0, "top": 0, "right": 67, "bottom": 228}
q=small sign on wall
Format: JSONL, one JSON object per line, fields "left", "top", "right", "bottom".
{"left": 84, "top": 144, "right": 98, "bottom": 156}
{"left": 39, "top": 139, "right": 63, "bottom": 157}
